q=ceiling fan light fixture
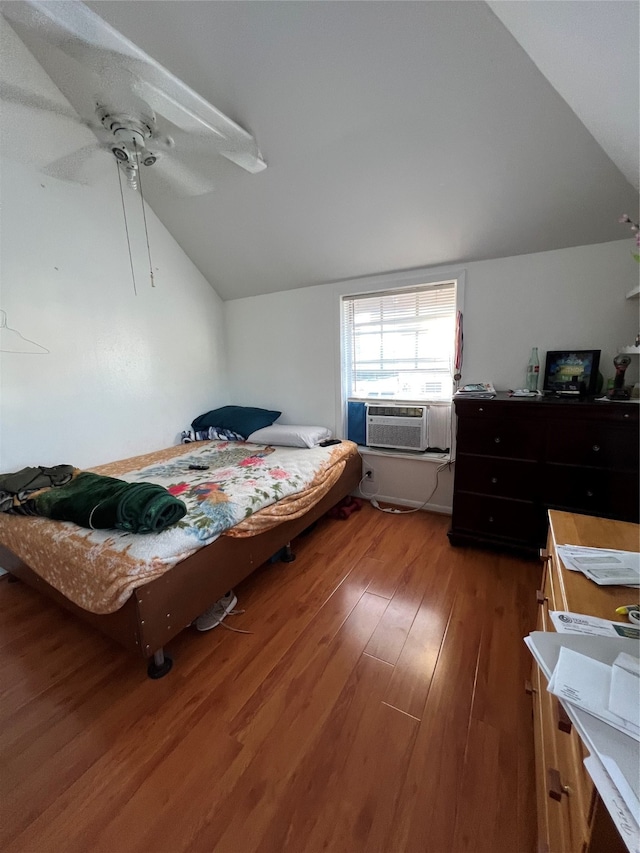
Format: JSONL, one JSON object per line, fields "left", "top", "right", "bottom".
{"left": 123, "top": 165, "right": 138, "bottom": 191}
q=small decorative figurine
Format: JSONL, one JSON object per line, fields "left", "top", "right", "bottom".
{"left": 608, "top": 354, "right": 632, "bottom": 400}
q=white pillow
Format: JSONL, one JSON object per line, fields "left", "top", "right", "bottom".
{"left": 247, "top": 424, "right": 332, "bottom": 448}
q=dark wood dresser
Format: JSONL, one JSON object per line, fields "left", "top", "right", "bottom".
{"left": 448, "top": 394, "right": 639, "bottom": 554}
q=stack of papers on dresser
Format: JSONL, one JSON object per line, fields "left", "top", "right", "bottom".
{"left": 548, "top": 647, "right": 640, "bottom": 739}
{"left": 525, "top": 632, "right": 640, "bottom": 852}
{"left": 453, "top": 383, "right": 496, "bottom": 399}
{"left": 557, "top": 545, "right": 640, "bottom": 586}
{"left": 550, "top": 610, "right": 640, "bottom": 639}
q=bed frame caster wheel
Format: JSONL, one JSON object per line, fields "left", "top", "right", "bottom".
{"left": 147, "top": 649, "right": 173, "bottom": 679}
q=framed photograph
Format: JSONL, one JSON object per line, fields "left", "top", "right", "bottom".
{"left": 543, "top": 350, "right": 601, "bottom": 396}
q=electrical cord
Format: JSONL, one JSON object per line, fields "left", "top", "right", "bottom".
{"left": 369, "top": 460, "right": 451, "bottom": 515}
{"left": 358, "top": 469, "right": 380, "bottom": 500}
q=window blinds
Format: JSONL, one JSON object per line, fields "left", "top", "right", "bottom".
{"left": 342, "top": 281, "right": 456, "bottom": 401}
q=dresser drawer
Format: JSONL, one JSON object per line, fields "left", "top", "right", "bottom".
{"left": 536, "top": 669, "right": 572, "bottom": 853}
{"left": 545, "top": 423, "right": 638, "bottom": 470}
{"left": 535, "top": 667, "right": 594, "bottom": 853}
{"left": 455, "top": 456, "right": 539, "bottom": 500}
{"left": 543, "top": 466, "right": 639, "bottom": 522}
{"left": 553, "top": 697, "right": 593, "bottom": 851}
{"left": 539, "top": 619, "right": 593, "bottom": 852}
{"left": 457, "top": 417, "right": 541, "bottom": 460}
{"left": 452, "top": 493, "right": 544, "bottom": 544}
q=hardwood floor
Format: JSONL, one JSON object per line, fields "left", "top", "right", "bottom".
{"left": 0, "top": 503, "right": 541, "bottom": 853}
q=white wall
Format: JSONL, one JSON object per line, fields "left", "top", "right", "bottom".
{"left": 225, "top": 240, "right": 639, "bottom": 511}
{"left": 463, "top": 241, "right": 639, "bottom": 391}
{"left": 0, "top": 19, "right": 228, "bottom": 470}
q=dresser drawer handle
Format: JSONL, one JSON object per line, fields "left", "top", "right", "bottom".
{"left": 548, "top": 767, "right": 571, "bottom": 801}
{"left": 478, "top": 407, "right": 484, "bottom": 413}
{"left": 524, "top": 680, "right": 537, "bottom": 695}
{"left": 494, "top": 437, "right": 501, "bottom": 444}
{"left": 592, "top": 444, "right": 600, "bottom": 452}
{"left": 624, "top": 413, "right": 630, "bottom": 418}
{"left": 539, "top": 549, "right": 551, "bottom": 563}
{"left": 490, "top": 477, "right": 498, "bottom": 484}
{"left": 586, "top": 490, "right": 594, "bottom": 498}
{"left": 536, "top": 590, "right": 548, "bottom": 605}
{"left": 488, "top": 516, "right": 494, "bottom": 523}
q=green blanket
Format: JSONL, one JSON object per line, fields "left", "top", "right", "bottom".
{"left": 30, "top": 472, "right": 187, "bottom": 534}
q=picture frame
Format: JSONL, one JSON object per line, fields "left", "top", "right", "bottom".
{"left": 542, "top": 349, "right": 601, "bottom": 396}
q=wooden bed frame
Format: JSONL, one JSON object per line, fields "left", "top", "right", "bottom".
{"left": 0, "top": 452, "right": 362, "bottom": 678}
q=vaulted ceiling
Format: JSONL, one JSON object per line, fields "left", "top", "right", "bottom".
{"left": 4, "top": 1, "right": 639, "bottom": 299}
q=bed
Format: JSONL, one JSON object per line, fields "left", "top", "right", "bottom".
{"left": 0, "top": 438, "right": 362, "bottom": 677}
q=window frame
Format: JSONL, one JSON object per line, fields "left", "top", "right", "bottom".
{"left": 334, "top": 267, "right": 465, "bottom": 438}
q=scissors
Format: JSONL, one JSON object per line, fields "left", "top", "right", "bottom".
{"left": 616, "top": 605, "right": 640, "bottom": 626}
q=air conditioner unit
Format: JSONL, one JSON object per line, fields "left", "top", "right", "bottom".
{"left": 366, "top": 405, "right": 428, "bottom": 452}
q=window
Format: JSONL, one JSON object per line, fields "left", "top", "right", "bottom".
{"left": 342, "top": 280, "right": 457, "bottom": 402}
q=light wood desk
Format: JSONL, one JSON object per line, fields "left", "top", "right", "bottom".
{"left": 532, "top": 510, "right": 639, "bottom": 853}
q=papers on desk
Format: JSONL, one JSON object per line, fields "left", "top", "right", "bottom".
{"left": 551, "top": 610, "right": 640, "bottom": 639}
{"left": 547, "top": 646, "right": 640, "bottom": 740}
{"left": 453, "top": 382, "right": 496, "bottom": 399}
{"left": 557, "top": 544, "right": 640, "bottom": 587}
{"left": 525, "top": 632, "right": 640, "bottom": 852}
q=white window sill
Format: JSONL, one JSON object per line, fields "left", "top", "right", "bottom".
{"left": 348, "top": 397, "right": 452, "bottom": 406}
{"left": 356, "top": 445, "right": 451, "bottom": 463}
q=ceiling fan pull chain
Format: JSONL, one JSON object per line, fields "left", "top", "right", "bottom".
{"left": 134, "top": 141, "right": 155, "bottom": 288}
{"left": 117, "top": 160, "right": 138, "bottom": 297}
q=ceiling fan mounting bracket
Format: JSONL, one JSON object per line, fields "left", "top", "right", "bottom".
{"left": 98, "top": 107, "right": 155, "bottom": 149}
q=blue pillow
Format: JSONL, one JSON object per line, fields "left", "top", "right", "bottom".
{"left": 191, "top": 406, "right": 281, "bottom": 439}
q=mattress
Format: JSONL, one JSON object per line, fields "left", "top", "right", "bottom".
{"left": 0, "top": 440, "right": 358, "bottom": 614}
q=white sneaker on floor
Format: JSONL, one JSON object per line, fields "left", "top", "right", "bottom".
{"left": 195, "top": 590, "right": 238, "bottom": 632}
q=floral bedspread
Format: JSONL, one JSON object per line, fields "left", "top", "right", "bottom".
{"left": 0, "top": 440, "right": 358, "bottom": 614}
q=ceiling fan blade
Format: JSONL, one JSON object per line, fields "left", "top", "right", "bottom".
{"left": 133, "top": 80, "right": 266, "bottom": 173}
{"left": 143, "top": 156, "right": 218, "bottom": 198}
{"left": 153, "top": 124, "right": 266, "bottom": 176}
{"left": 3, "top": 1, "right": 267, "bottom": 174}
{"left": 133, "top": 81, "right": 225, "bottom": 140}
{"left": 2, "top": 1, "right": 145, "bottom": 71}
{"left": 41, "top": 143, "right": 109, "bottom": 184}
{"left": 0, "top": 80, "right": 86, "bottom": 124}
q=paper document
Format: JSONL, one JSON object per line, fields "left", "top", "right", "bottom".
{"left": 609, "top": 654, "right": 640, "bottom": 732}
{"left": 547, "top": 646, "right": 640, "bottom": 740}
{"left": 584, "top": 755, "right": 639, "bottom": 853}
{"left": 453, "top": 383, "right": 496, "bottom": 398}
{"left": 557, "top": 545, "right": 640, "bottom": 586}
{"left": 551, "top": 611, "right": 640, "bottom": 639}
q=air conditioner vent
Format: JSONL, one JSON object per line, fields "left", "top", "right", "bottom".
{"left": 366, "top": 405, "right": 428, "bottom": 452}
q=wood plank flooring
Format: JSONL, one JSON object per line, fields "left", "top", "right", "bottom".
{"left": 0, "top": 503, "right": 541, "bottom": 853}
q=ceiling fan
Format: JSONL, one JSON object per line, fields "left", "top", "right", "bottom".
{"left": 0, "top": 0, "right": 267, "bottom": 196}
